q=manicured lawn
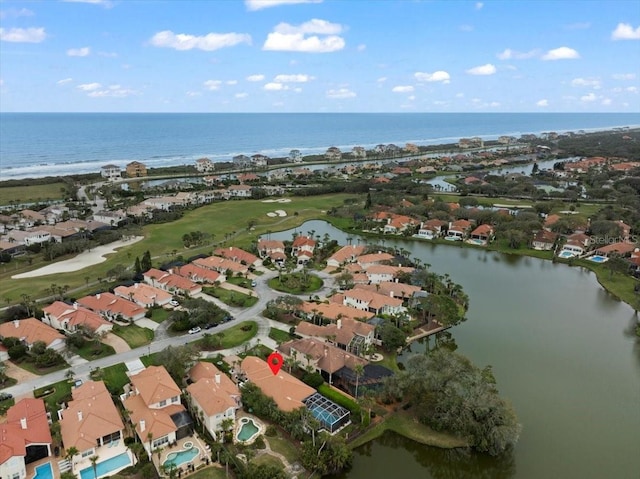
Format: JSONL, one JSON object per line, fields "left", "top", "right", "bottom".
{"left": 203, "top": 287, "right": 258, "bottom": 308}
{"left": 34, "top": 379, "right": 73, "bottom": 421}
{"left": 268, "top": 327, "right": 293, "bottom": 344}
{"left": 71, "top": 340, "right": 116, "bottom": 360}
{"left": 226, "top": 277, "right": 254, "bottom": 288}
{"left": 149, "top": 307, "right": 170, "bottom": 324}
{"left": 349, "top": 410, "right": 468, "bottom": 450}
{"left": 112, "top": 324, "right": 154, "bottom": 348}
{"left": 251, "top": 454, "right": 284, "bottom": 469}
{"left": 97, "top": 363, "right": 130, "bottom": 394}
{"left": 0, "top": 397, "right": 15, "bottom": 415}
{"left": 182, "top": 467, "right": 227, "bottom": 479}
{"left": 1, "top": 194, "right": 347, "bottom": 305}
{"left": 0, "top": 182, "right": 67, "bottom": 206}
{"left": 214, "top": 321, "right": 258, "bottom": 349}
{"left": 12, "top": 358, "right": 68, "bottom": 376}
{"left": 268, "top": 273, "right": 323, "bottom": 294}
{"left": 265, "top": 435, "right": 300, "bottom": 464}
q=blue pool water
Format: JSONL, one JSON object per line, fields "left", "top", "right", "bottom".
{"left": 237, "top": 418, "right": 260, "bottom": 442}
{"left": 588, "top": 255, "right": 609, "bottom": 263}
{"left": 79, "top": 452, "right": 132, "bottom": 479}
{"left": 163, "top": 447, "right": 199, "bottom": 468}
{"left": 33, "top": 462, "right": 53, "bottom": 479}
{"left": 558, "top": 250, "right": 577, "bottom": 259}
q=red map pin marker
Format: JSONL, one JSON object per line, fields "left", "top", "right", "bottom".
{"left": 267, "top": 352, "right": 283, "bottom": 375}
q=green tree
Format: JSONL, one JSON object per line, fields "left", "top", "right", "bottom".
{"left": 353, "top": 363, "right": 365, "bottom": 399}
{"left": 379, "top": 321, "right": 407, "bottom": 352}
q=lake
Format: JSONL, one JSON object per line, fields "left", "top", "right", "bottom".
{"left": 267, "top": 220, "right": 640, "bottom": 479}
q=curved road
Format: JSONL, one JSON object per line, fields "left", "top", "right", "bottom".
{"left": 4, "top": 267, "right": 335, "bottom": 398}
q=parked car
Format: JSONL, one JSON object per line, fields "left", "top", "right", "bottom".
{"left": 223, "top": 315, "right": 235, "bottom": 322}
{"left": 204, "top": 323, "right": 218, "bottom": 329}
{"left": 188, "top": 326, "right": 202, "bottom": 334}
{"left": 0, "top": 392, "right": 13, "bottom": 401}
{"left": 169, "top": 300, "right": 180, "bottom": 307}
{"left": 251, "top": 280, "right": 257, "bottom": 287}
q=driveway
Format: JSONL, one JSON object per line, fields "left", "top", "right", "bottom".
{"left": 102, "top": 332, "right": 131, "bottom": 353}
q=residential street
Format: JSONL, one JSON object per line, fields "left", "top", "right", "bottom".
{"left": 4, "top": 267, "right": 336, "bottom": 399}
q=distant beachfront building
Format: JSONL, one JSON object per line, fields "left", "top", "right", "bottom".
{"left": 100, "top": 164, "right": 121, "bottom": 181}
{"left": 352, "top": 146, "right": 366, "bottom": 159}
{"left": 126, "top": 161, "right": 147, "bottom": 178}
{"left": 195, "top": 157, "right": 215, "bottom": 172}
{"left": 289, "top": 149, "right": 302, "bottom": 163}
{"left": 458, "top": 137, "right": 484, "bottom": 149}
{"left": 233, "top": 155, "right": 251, "bottom": 169}
{"left": 325, "top": 146, "right": 342, "bottom": 161}
{"left": 251, "top": 154, "right": 269, "bottom": 167}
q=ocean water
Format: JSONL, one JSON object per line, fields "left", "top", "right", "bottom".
{"left": 1, "top": 113, "right": 638, "bottom": 180}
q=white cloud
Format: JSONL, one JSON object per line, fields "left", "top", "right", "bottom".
{"left": 392, "top": 85, "right": 414, "bottom": 93}
{"left": 235, "top": 92, "right": 249, "bottom": 98}
{"left": 326, "top": 88, "right": 356, "bottom": 99}
{"left": 264, "top": 82, "right": 287, "bottom": 91}
{"left": 67, "top": 47, "right": 90, "bottom": 57}
{"left": 612, "top": 73, "right": 636, "bottom": 80}
{"left": 377, "top": 77, "right": 387, "bottom": 83}
{"left": 186, "top": 91, "right": 201, "bottom": 97}
{"left": 0, "top": 27, "right": 46, "bottom": 43}
{"left": 77, "top": 82, "right": 102, "bottom": 91}
{"left": 571, "top": 78, "right": 601, "bottom": 89}
{"left": 87, "top": 85, "right": 136, "bottom": 98}
{"left": 246, "top": 74, "right": 265, "bottom": 82}
{"left": 149, "top": 30, "right": 251, "bottom": 51}
{"left": 357, "top": 44, "right": 366, "bottom": 51}
{"left": 580, "top": 92, "right": 598, "bottom": 102}
{"left": 496, "top": 48, "right": 538, "bottom": 60}
{"left": 541, "top": 46, "right": 580, "bottom": 60}
{"left": 455, "top": 92, "right": 465, "bottom": 98}
{"left": 245, "top": 0, "right": 322, "bottom": 11}
{"left": 263, "top": 19, "right": 345, "bottom": 53}
{"left": 536, "top": 99, "right": 549, "bottom": 107}
{"left": 414, "top": 70, "right": 451, "bottom": 83}
{"left": 466, "top": 63, "right": 496, "bottom": 75}
{"left": 63, "top": 0, "right": 113, "bottom": 5}
{"left": 226, "top": 80, "right": 238, "bottom": 85}
{"left": 475, "top": 2, "right": 484, "bottom": 10}
{"left": 203, "top": 80, "right": 222, "bottom": 90}
{"left": 489, "top": 101, "right": 500, "bottom": 107}
{"left": 611, "top": 23, "right": 640, "bottom": 40}
{"left": 627, "top": 86, "right": 638, "bottom": 93}
{"left": 601, "top": 98, "right": 612, "bottom": 106}
{"left": 0, "top": 8, "right": 34, "bottom": 19}
{"left": 57, "top": 78, "right": 73, "bottom": 86}
{"left": 273, "top": 74, "right": 314, "bottom": 83}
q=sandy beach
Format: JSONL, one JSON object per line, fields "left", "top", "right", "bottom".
{"left": 12, "top": 236, "right": 144, "bottom": 279}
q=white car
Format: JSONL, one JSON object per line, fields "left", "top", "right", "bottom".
{"left": 169, "top": 300, "right": 180, "bottom": 307}
{"left": 188, "top": 326, "right": 201, "bottom": 334}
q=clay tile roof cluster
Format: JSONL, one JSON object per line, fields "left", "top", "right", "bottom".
{"left": 77, "top": 292, "right": 147, "bottom": 319}
{"left": 292, "top": 236, "right": 317, "bottom": 248}
{"left": 114, "top": 283, "right": 173, "bottom": 306}
{"left": 354, "top": 281, "right": 421, "bottom": 298}
{"left": 60, "top": 381, "right": 124, "bottom": 451}
{"left": 241, "top": 356, "right": 315, "bottom": 412}
{"left": 0, "top": 318, "right": 64, "bottom": 347}
{"left": 193, "top": 256, "right": 248, "bottom": 273}
{"left": 174, "top": 263, "right": 221, "bottom": 283}
{"left": 214, "top": 246, "right": 259, "bottom": 265}
{"left": 471, "top": 224, "right": 494, "bottom": 236}
{"left": 130, "top": 365, "right": 181, "bottom": 406}
{"left": 328, "top": 245, "right": 366, "bottom": 264}
{"left": 186, "top": 362, "right": 240, "bottom": 416}
{"left": 296, "top": 317, "right": 374, "bottom": 346}
{"left": 0, "top": 398, "right": 52, "bottom": 464}
{"left": 343, "top": 288, "right": 403, "bottom": 309}
{"left": 298, "top": 301, "right": 374, "bottom": 321}
{"left": 357, "top": 252, "right": 394, "bottom": 265}
{"left": 279, "top": 338, "right": 367, "bottom": 374}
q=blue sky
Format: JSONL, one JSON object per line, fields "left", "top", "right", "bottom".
{"left": 0, "top": 0, "right": 639, "bottom": 113}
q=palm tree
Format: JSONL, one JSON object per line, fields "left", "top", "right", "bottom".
{"left": 64, "top": 447, "right": 78, "bottom": 471}
{"left": 353, "top": 364, "right": 365, "bottom": 399}
{"left": 220, "top": 418, "right": 234, "bottom": 443}
{"left": 89, "top": 455, "right": 99, "bottom": 479}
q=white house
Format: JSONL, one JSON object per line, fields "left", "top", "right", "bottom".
{"left": 195, "top": 158, "right": 215, "bottom": 172}
{"left": 100, "top": 164, "right": 122, "bottom": 181}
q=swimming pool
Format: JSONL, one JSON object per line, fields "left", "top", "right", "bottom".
{"left": 163, "top": 447, "right": 199, "bottom": 469}
{"left": 236, "top": 417, "right": 260, "bottom": 443}
{"left": 79, "top": 452, "right": 132, "bottom": 479}
{"left": 33, "top": 462, "right": 53, "bottom": 479}
{"left": 588, "top": 255, "right": 609, "bottom": 263}
{"left": 558, "top": 250, "right": 577, "bottom": 259}
{"left": 467, "top": 238, "right": 486, "bottom": 245}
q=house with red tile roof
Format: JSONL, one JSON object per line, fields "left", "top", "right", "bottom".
{"left": 532, "top": 230, "right": 558, "bottom": 250}
{"left": 341, "top": 288, "right": 406, "bottom": 316}
{"left": 173, "top": 263, "right": 224, "bottom": 284}
{"left": 292, "top": 235, "right": 316, "bottom": 259}
{"left": 214, "top": 246, "right": 260, "bottom": 267}
{"left": 326, "top": 245, "right": 366, "bottom": 268}
{"left": 468, "top": 224, "right": 494, "bottom": 246}
{"left": 240, "top": 356, "right": 315, "bottom": 412}
{"left": 0, "top": 318, "right": 65, "bottom": 352}
{"left": 543, "top": 214, "right": 561, "bottom": 231}
{"left": 257, "top": 239, "right": 286, "bottom": 265}
{"left": 354, "top": 281, "right": 422, "bottom": 301}
{"left": 42, "top": 301, "right": 113, "bottom": 335}
{"left": 77, "top": 292, "right": 147, "bottom": 322}
{"left": 383, "top": 214, "right": 418, "bottom": 234}
{"left": 142, "top": 269, "right": 202, "bottom": 296}
{"left": 416, "top": 219, "right": 447, "bottom": 240}
{"left": 445, "top": 219, "right": 472, "bottom": 241}
{"left": 356, "top": 252, "right": 394, "bottom": 269}
{"left": 364, "top": 264, "right": 415, "bottom": 284}
{"left": 186, "top": 362, "right": 241, "bottom": 441}
{"left": 595, "top": 242, "right": 638, "bottom": 257}
{"left": 114, "top": 283, "right": 173, "bottom": 308}
{"left": 60, "top": 381, "right": 134, "bottom": 476}
{"left": 193, "top": 255, "right": 249, "bottom": 276}
{"left": 123, "top": 366, "right": 188, "bottom": 457}
{"left": 297, "top": 301, "right": 374, "bottom": 322}
{"left": 0, "top": 399, "right": 52, "bottom": 479}
{"left": 227, "top": 184, "right": 252, "bottom": 198}
{"left": 295, "top": 318, "right": 375, "bottom": 355}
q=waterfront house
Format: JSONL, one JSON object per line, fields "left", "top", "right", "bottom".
{"left": 416, "top": 219, "right": 447, "bottom": 240}
{"left": 0, "top": 318, "right": 65, "bottom": 352}
{"left": 0, "top": 398, "right": 52, "bottom": 479}
{"left": 355, "top": 281, "right": 422, "bottom": 302}
{"left": 114, "top": 283, "right": 172, "bottom": 308}
{"left": 227, "top": 184, "right": 252, "bottom": 198}
{"left": 297, "top": 301, "right": 375, "bottom": 323}
{"left": 363, "top": 264, "right": 415, "bottom": 284}
{"left": 123, "top": 366, "right": 191, "bottom": 457}
{"left": 352, "top": 146, "right": 367, "bottom": 159}
{"left": 326, "top": 245, "right": 366, "bottom": 268}
{"left": 341, "top": 288, "right": 406, "bottom": 316}
{"left": 292, "top": 235, "right": 316, "bottom": 262}
{"left": 295, "top": 318, "right": 375, "bottom": 355}
{"left": 288, "top": 149, "right": 302, "bottom": 163}
{"left": 186, "top": 362, "right": 241, "bottom": 441}
{"left": 195, "top": 158, "right": 215, "bottom": 172}
{"left": 356, "top": 252, "right": 394, "bottom": 269}
{"left": 325, "top": 147, "right": 342, "bottom": 161}
{"left": 594, "top": 242, "right": 638, "bottom": 257}
{"left": 446, "top": 219, "right": 472, "bottom": 241}
{"left": 468, "top": 224, "right": 494, "bottom": 246}
{"left": 126, "top": 161, "right": 147, "bottom": 178}
{"left": 257, "top": 239, "right": 286, "bottom": 264}
{"left": 100, "top": 164, "right": 121, "bottom": 181}
{"left": 42, "top": 301, "right": 113, "bottom": 335}
{"left": 60, "top": 381, "right": 134, "bottom": 477}
{"left": 232, "top": 155, "right": 251, "bottom": 169}
{"left": 77, "top": 292, "right": 147, "bottom": 322}
{"left": 251, "top": 154, "right": 269, "bottom": 167}
{"left": 532, "top": 230, "right": 558, "bottom": 250}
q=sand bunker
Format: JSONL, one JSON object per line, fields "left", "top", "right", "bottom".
{"left": 266, "top": 212, "right": 277, "bottom": 217}
{"left": 12, "top": 236, "right": 144, "bottom": 279}
{"left": 275, "top": 210, "right": 287, "bottom": 217}
{"left": 261, "top": 198, "right": 291, "bottom": 203}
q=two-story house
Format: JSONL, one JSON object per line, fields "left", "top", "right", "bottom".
{"left": 42, "top": 301, "right": 113, "bottom": 335}
{"left": 0, "top": 318, "right": 65, "bottom": 352}
{"left": 77, "top": 292, "right": 147, "bottom": 322}
{"left": 114, "top": 283, "right": 173, "bottom": 308}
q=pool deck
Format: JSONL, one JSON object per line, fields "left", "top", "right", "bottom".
{"left": 26, "top": 457, "right": 60, "bottom": 479}
{"left": 73, "top": 443, "right": 134, "bottom": 479}
{"left": 155, "top": 434, "right": 211, "bottom": 477}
